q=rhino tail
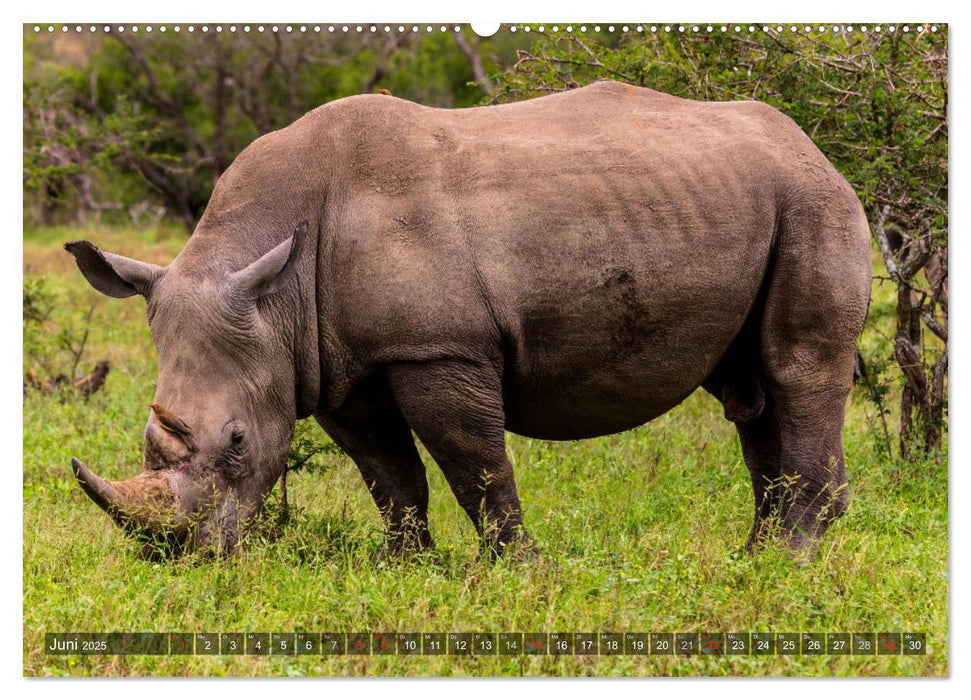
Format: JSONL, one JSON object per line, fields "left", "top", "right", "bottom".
{"left": 852, "top": 347, "right": 869, "bottom": 384}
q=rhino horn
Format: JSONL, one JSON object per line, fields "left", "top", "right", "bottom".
{"left": 71, "top": 457, "right": 184, "bottom": 535}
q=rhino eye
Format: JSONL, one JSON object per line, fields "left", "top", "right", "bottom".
{"left": 217, "top": 428, "right": 248, "bottom": 478}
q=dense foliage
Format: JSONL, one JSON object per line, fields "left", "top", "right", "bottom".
{"left": 23, "top": 27, "right": 528, "bottom": 228}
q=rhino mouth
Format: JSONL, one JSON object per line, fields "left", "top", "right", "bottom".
{"left": 71, "top": 457, "right": 250, "bottom": 558}
{"left": 71, "top": 457, "right": 193, "bottom": 555}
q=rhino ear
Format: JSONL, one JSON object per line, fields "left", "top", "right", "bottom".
{"left": 64, "top": 241, "right": 164, "bottom": 298}
{"left": 231, "top": 220, "right": 309, "bottom": 297}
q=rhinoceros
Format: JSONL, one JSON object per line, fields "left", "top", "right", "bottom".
{"left": 65, "top": 80, "right": 871, "bottom": 559}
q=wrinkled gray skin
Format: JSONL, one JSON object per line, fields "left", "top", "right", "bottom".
{"left": 66, "top": 81, "right": 871, "bottom": 559}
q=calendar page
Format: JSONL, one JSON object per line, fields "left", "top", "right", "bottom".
{"left": 22, "top": 18, "right": 948, "bottom": 679}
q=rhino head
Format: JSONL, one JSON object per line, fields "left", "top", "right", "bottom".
{"left": 64, "top": 221, "right": 312, "bottom": 557}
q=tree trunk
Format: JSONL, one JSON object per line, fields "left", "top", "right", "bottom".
{"left": 874, "top": 207, "right": 947, "bottom": 461}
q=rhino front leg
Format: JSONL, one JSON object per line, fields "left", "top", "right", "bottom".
{"left": 316, "top": 375, "right": 433, "bottom": 557}
{"left": 386, "top": 359, "right": 535, "bottom": 558}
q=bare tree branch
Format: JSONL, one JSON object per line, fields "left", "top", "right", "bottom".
{"left": 454, "top": 32, "right": 493, "bottom": 92}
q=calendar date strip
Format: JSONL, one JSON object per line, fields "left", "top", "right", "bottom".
{"left": 45, "top": 631, "right": 927, "bottom": 656}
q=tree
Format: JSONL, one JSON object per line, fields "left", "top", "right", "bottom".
{"left": 23, "top": 27, "right": 512, "bottom": 229}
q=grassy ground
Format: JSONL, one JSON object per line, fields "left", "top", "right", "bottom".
{"left": 22, "top": 225, "right": 948, "bottom": 677}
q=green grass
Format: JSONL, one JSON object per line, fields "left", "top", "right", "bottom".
{"left": 23, "top": 225, "right": 948, "bottom": 677}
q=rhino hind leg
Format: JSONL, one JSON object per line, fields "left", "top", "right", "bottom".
{"left": 704, "top": 327, "right": 786, "bottom": 550}
{"left": 738, "top": 382, "right": 853, "bottom": 559}
{"left": 735, "top": 398, "right": 783, "bottom": 551}
{"left": 742, "top": 197, "right": 870, "bottom": 557}
{"left": 386, "top": 358, "right": 536, "bottom": 559}
{"left": 316, "top": 374, "right": 434, "bottom": 558}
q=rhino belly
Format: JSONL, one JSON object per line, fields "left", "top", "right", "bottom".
{"left": 501, "top": 350, "right": 726, "bottom": 441}
{"left": 500, "top": 293, "right": 747, "bottom": 441}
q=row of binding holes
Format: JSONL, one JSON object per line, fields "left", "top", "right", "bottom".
{"left": 33, "top": 25, "right": 465, "bottom": 33}
{"left": 33, "top": 24, "right": 941, "bottom": 34}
